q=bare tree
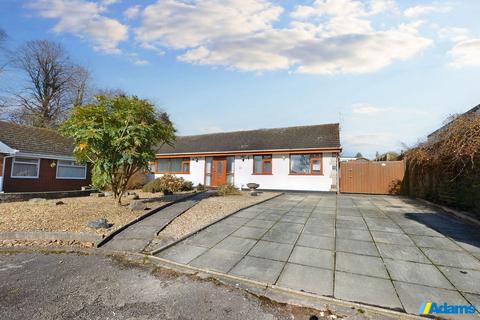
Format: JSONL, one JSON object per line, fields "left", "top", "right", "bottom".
{"left": 11, "top": 40, "right": 90, "bottom": 128}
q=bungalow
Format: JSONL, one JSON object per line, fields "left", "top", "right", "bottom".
{"left": 153, "top": 123, "right": 341, "bottom": 192}
{"left": 0, "top": 121, "right": 91, "bottom": 193}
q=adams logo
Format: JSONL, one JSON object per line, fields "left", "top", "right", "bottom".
{"left": 419, "top": 301, "right": 476, "bottom": 315}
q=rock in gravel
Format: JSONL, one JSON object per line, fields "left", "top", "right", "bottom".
{"left": 129, "top": 200, "right": 146, "bottom": 211}
{"left": 90, "top": 192, "right": 105, "bottom": 198}
{"left": 55, "top": 201, "right": 65, "bottom": 206}
{"left": 28, "top": 198, "right": 47, "bottom": 204}
{"left": 104, "top": 191, "right": 113, "bottom": 197}
{"left": 87, "top": 218, "right": 112, "bottom": 229}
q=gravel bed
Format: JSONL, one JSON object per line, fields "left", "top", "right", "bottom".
{"left": 157, "top": 191, "right": 280, "bottom": 242}
{"left": 0, "top": 190, "right": 195, "bottom": 235}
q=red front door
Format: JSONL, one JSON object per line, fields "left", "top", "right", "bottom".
{"left": 211, "top": 157, "right": 227, "bottom": 187}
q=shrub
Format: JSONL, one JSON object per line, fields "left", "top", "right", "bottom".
{"left": 196, "top": 183, "right": 206, "bottom": 191}
{"left": 217, "top": 183, "right": 240, "bottom": 196}
{"left": 142, "top": 175, "right": 193, "bottom": 194}
{"left": 127, "top": 171, "right": 149, "bottom": 189}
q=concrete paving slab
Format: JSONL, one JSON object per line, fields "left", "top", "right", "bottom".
{"left": 248, "top": 241, "right": 294, "bottom": 261}
{"left": 370, "top": 231, "right": 415, "bottom": 246}
{"left": 455, "top": 241, "right": 480, "bottom": 254}
{"left": 464, "top": 293, "right": 480, "bottom": 312}
{"left": 410, "top": 235, "right": 463, "bottom": 251}
{"left": 245, "top": 219, "right": 276, "bottom": 229}
{"left": 270, "top": 222, "right": 304, "bottom": 234}
{"left": 334, "top": 272, "right": 403, "bottom": 310}
{"left": 103, "top": 238, "right": 151, "bottom": 252}
{"left": 234, "top": 210, "right": 262, "bottom": 219}
{"left": 184, "top": 230, "right": 231, "bottom": 248}
{"left": 279, "top": 216, "right": 308, "bottom": 224}
{"left": 261, "top": 229, "right": 299, "bottom": 244}
{"left": 256, "top": 213, "right": 283, "bottom": 221}
{"left": 157, "top": 243, "right": 208, "bottom": 264}
{"left": 336, "top": 238, "right": 379, "bottom": 256}
{"left": 335, "top": 220, "right": 368, "bottom": 230}
{"left": 422, "top": 248, "right": 480, "bottom": 270}
{"left": 336, "top": 228, "right": 373, "bottom": 241}
{"left": 439, "top": 267, "right": 480, "bottom": 294}
{"left": 189, "top": 249, "right": 244, "bottom": 273}
{"left": 297, "top": 234, "right": 334, "bottom": 250}
{"left": 221, "top": 216, "right": 251, "bottom": 226}
{"left": 302, "top": 224, "right": 335, "bottom": 237}
{"left": 276, "top": 263, "right": 333, "bottom": 296}
{"left": 393, "top": 281, "right": 475, "bottom": 318}
{"left": 231, "top": 226, "right": 269, "bottom": 240}
{"left": 376, "top": 243, "right": 430, "bottom": 263}
{"left": 336, "top": 252, "right": 389, "bottom": 278}
{"left": 288, "top": 246, "right": 334, "bottom": 270}
{"left": 229, "top": 256, "right": 285, "bottom": 283}
{"left": 285, "top": 211, "right": 311, "bottom": 217}
{"left": 213, "top": 236, "right": 257, "bottom": 254}
{"left": 384, "top": 259, "right": 454, "bottom": 290}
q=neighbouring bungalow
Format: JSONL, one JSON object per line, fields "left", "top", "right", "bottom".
{"left": 0, "top": 121, "right": 91, "bottom": 193}
{"left": 153, "top": 123, "right": 341, "bottom": 192}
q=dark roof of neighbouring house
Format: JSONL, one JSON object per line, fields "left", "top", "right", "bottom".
{"left": 0, "top": 121, "right": 74, "bottom": 156}
{"left": 155, "top": 123, "right": 341, "bottom": 155}
{"left": 428, "top": 103, "right": 480, "bottom": 138}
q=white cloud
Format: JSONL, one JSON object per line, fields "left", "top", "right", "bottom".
{"left": 124, "top": 5, "right": 141, "bottom": 20}
{"left": 438, "top": 27, "right": 470, "bottom": 42}
{"left": 134, "top": 59, "right": 149, "bottom": 65}
{"left": 448, "top": 39, "right": 480, "bottom": 68}
{"left": 135, "top": 0, "right": 283, "bottom": 49}
{"left": 352, "top": 104, "right": 383, "bottom": 114}
{"left": 404, "top": 4, "right": 451, "bottom": 18}
{"left": 134, "top": 0, "right": 431, "bottom": 74}
{"left": 27, "top": 0, "right": 128, "bottom": 54}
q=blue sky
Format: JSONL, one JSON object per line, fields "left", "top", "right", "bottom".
{"left": 1, "top": 0, "right": 479, "bottom": 158}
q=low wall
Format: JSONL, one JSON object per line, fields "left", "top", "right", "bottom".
{"left": 0, "top": 189, "right": 93, "bottom": 203}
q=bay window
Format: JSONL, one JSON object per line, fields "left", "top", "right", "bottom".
{"left": 290, "top": 154, "right": 323, "bottom": 175}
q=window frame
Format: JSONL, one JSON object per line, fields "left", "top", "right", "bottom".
{"left": 289, "top": 153, "right": 323, "bottom": 175}
{"left": 155, "top": 158, "right": 190, "bottom": 174}
{"left": 56, "top": 160, "right": 87, "bottom": 180}
{"left": 252, "top": 155, "right": 272, "bottom": 175}
{"left": 10, "top": 157, "right": 40, "bottom": 179}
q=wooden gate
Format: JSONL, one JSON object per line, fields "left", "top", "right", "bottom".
{"left": 340, "top": 161, "right": 405, "bottom": 194}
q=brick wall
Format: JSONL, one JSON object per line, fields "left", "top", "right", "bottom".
{"left": 3, "top": 157, "right": 91, "bottom": 193}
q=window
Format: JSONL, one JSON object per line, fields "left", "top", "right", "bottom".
{"left": 253, "top": 155, "right": 272, "bottom": 174}
{"left": 226, "top": 156, "right": 235, "bottom": 184}
{"left": 290, "top": 154, "right": 322, "bottom": 175}
{"left": 56, "top": 160, "right": 87, "bottom": 179}
{"left": 205, "top": 157, "right": 212, "bottom": 186}
{"left": 11, "top": 157, "right": 40, "bottom": 178}
{"left": 156, "top": 158, "right": 190, "bottom": 174}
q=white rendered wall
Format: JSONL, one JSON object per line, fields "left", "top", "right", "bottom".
{"left": 0, "top": 177, "right": 3, "bottom": 192}
{"left": 154, "top": 157, "right": 206, "bottom": 186}
{"left": 233, "top": 153, "right": 337, "bottom": 192}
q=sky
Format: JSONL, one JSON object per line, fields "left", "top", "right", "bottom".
{"left": 0, "top": 0, "right": 479, "bottom": 158}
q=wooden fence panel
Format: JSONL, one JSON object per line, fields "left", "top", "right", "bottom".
{"left": 340, "top": 161, "right": 405, "bottom": 194}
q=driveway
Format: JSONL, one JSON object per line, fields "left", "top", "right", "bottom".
{"left": 155, "top": 193, "right": 480, "bottom": 317}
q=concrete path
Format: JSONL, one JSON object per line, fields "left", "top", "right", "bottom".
{"left": 102, "top": 191, "right": 213, "bottom": 252}
{"left": 155, "top": 193, "right": 480, "bottom": 318}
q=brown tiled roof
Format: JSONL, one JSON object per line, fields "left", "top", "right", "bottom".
{"left": 0, "top": 121, "right": 74, "bottom": 156}
{"left": 155, "top": 123, "right": 341, "bottom": 154}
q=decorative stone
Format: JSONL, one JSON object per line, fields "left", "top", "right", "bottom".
{"left": 103, "top": 191, "right": 113, "bottom": 197}
{"left": 132, "top": 194, "right": 140, "bottom": 200}
{"left": 129, "top": 200, "right": 146, "bottom": 211}
{"left": 28, "top": 198, "right": 47, "bottom": 204}
{"left": 87, "top": 218, "right": 112, "bottom": 229}
{"left": 249, "top": 191, "right": 258, "bottom": 196}
{"left": 55, "top": 201, "right": 65, "bottom": 205}
{"left": 90, "top": 192, "right": 105, "bottom": 197}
